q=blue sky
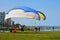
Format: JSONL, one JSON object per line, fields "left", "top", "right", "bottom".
{"left": 0, "top": 0, "right": 60, "bottom": 26}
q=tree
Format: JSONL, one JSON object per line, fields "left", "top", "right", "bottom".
{"left": 3, "top": 22, "right": 10, "bottom": 27}
{"left": 15, "top": 23, "right": 21, "bottom": 29}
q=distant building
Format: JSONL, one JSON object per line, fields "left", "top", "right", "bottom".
{"left": 0, "top": 12, "right": 5, "bottom": 27}
{"left": 8, "top": 18, "right": 11, "bottom": 26}
{"left": 11, "top": 21, "right": 14, "bottom": 26}
{"left": 5, "top": 18, "right": 11, "bottom": 27}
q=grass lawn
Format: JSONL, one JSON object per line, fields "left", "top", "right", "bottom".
{"left": 0, "top": 31, "right": 60, "bottom": 40}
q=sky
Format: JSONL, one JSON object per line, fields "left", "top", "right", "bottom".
{"left": 0, "top": 0, "right": 60, "bottom": 26}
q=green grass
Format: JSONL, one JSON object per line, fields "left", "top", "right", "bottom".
{"left": 0, "top": 31, "right": 60, "bottom": 40}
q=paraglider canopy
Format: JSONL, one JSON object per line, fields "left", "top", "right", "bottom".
{"left": 5, "top": 6, "right": 46, "bottom": 20}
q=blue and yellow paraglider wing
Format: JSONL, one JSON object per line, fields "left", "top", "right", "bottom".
{"left": 38, "top": 11, "right": 46, "bottom": 20}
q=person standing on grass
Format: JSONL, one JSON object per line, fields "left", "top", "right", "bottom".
{"left": 35, "top": 27, "right": 38, "bottom": 32}
{"left": 39, "top": 27, "right": 40, "bottom": 31}
{"left": 52, "top": 27, "right": 54, "bottom": 31}
{"left": 21, "top": 25, "right": 25, "bottom": 31}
